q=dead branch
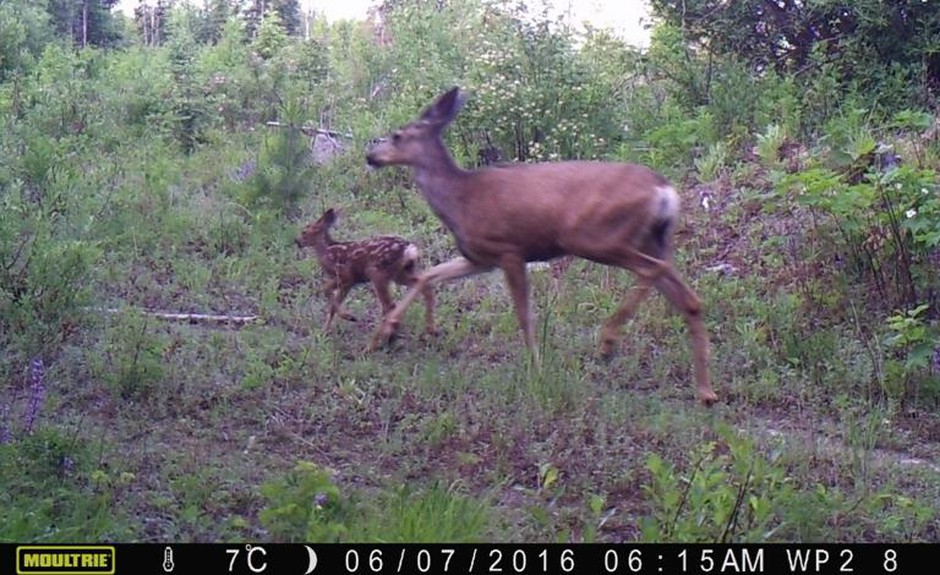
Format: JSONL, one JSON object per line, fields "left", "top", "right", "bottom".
{"left": 264, "top": 121, "right": 352, "bottom": 139}
{"left": 91, "top": 307, "right": 259, "bottom": 324}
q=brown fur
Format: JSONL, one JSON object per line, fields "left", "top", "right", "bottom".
{"left": 365, "top": 87, "right": 717, "bottom": 405}
{"left": 296, "top": 208, "right": 435, "bottom": 335}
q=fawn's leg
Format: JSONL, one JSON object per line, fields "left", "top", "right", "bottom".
{"left": 370, "top": 274, "right": 395, "bottom": 317}
{"left": 370, "top": 257, "right": 490, "bottom": 350}
{"left": 323, "top": 276, "right": 356, "bottom": 322}
{"left": 325, "top": 283, "right": 353, "bottom": 331}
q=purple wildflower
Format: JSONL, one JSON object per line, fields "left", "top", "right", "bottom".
{"left": 22, "top": 358, "right": 45, "bottom": 435}
{"left": 0, "top": 398, "right": 11, "bottom": 444}
{"left": 60, "top": 455, "right": 76, "bottom": 475}
{"left": 314, "top": 492, "right": 328, "bottom": 507}
{"left": 231, "top": 159, "right": 256, "bottom": 183}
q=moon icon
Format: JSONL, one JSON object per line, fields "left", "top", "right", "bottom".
{"left": 304, "top": 546, "right": 318, "bottom": 574}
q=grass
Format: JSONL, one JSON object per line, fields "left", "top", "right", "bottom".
{"left": 2, "top": 134, "right": 939, "bottom": 545}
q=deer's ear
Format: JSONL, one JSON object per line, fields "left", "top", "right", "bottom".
{"left": 420, "top": 86, "right": 466, "bottom": 126}
{"left": 323, "top": 208, "right": 337, "bottom": 224}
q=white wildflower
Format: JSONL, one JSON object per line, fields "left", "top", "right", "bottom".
{"left": 906, "top": 208, "right": 917, "bottom": 219}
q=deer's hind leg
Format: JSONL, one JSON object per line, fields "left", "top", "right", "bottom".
{"left": 650, "top": 267, "right": 717, "bottom": 406}
{"left": 369, "top": 272, "right": 396, "bottom": 318}
{"left": 595, "top": 241, "right": 671, "bottom": 357}
{"left": 598, "top": 278, "right": 653, "bottom": 359}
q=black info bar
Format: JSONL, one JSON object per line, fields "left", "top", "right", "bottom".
{"left": 3, "top": 543, "right": 934, "bottom": 575}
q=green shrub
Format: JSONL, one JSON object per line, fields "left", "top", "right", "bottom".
{"left": 640, "top": 427, "right": 795, "bottom": 542}
{"left": 259, "top": 461, "right": 350, "bottom": 542}
{"left": 0, "top": 185, "right": 99, "bottom": 361}
{"left": 0, "top": 429, "right": 134, "bottom": 541}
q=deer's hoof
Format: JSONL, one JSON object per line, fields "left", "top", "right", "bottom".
{"left": 368, "top": 332, "right": 387, "bottom": 351}
{"left": 597, "top": 337, "right": 617, "bottom": 361}
{"left": 698, "top": 389, "right": 719, "bottom": 407}
{"left": 369, "top": 321, "right": 399, "bottom": 350}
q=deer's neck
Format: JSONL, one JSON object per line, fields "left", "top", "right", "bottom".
{"left": 412, "top": 144, "right": 470, "bottom": 235}
{"left": 312, "top": 233, "right": 337, "bottom": 264}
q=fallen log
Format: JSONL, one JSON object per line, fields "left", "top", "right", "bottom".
{"left": 91, "top": 307, "right": 259, "bottom": 324}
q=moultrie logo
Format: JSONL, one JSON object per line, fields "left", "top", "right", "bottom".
{"left": 16, "top": 546, "right": 115, "bottom": 575}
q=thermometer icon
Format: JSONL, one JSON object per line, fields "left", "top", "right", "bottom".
{"left": 163, "top": 547, "right": 175, "bottom": 572}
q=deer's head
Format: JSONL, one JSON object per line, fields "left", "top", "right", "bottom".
{"left": 296, "top": 208, "right": 338, "bottom": 248}
{"left": 366, "top": 86, "right": 467, "bottom": 168}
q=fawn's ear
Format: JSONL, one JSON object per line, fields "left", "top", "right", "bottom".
{"left": 323, "top": 208, "right": 337, "bottom": 224}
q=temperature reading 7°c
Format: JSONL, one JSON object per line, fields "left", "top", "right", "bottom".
{"left": 226, "top": 544, "right": 268, "bottom": 573}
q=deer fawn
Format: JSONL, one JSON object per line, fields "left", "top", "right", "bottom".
{"left": 365, "top": 87, "right": 717, "bottom": 405}
{"left": 296, "top": 208, "right": 435, "bottom": 336}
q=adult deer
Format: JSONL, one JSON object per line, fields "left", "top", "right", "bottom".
{"left": 296, "top": 208, "right": 435, "bottom": 336}
{"left": 366, "top": 87, "right": 717, "bottom": 405}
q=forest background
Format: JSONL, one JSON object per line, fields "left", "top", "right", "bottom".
{"left": 1, "top": 0, "right": 939, "bottom": 542}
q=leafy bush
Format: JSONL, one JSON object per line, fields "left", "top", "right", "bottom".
{"left": 640, "top": 428, "right": 795, "bottom": 542}
{"left": 0, "top": 186, "right": 99, "bottom": 361}
{"left": 92, "top": 310, "right": 167, "bottom": 402}
{"left": 260, "top": 461, "right": 350, "bottom": 542}
{"left": 0, "top": 428, "right": 134, "bottom": 541}
{"left": 0, "top": 0, "right": 54, "bottom": 81}
{"left": 883, "top": 304, "right": 940, "bottom": 402}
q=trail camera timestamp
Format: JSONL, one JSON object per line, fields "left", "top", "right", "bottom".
{"left": 672, "top": 546, "right": 901, "bottom": 574}
{"left": 312, "top": 544, "right": 919, "bottom": 575}
{"left": 3, "top": 543, "right": 928, "bottom": 575}
{"left": 262, "top": 544, "right": 919, "bottom": 575}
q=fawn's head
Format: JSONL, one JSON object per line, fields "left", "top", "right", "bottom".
{"left": 296, "top": 208, "right": 338, "bottom": 248}
{"left": 366, "top": 86, "right": 467, "bottom": 168}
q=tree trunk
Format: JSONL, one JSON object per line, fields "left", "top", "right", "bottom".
{"left": 82, "top": 0, "right": 88, "bottom": 47}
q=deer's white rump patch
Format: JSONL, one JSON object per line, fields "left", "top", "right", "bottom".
{"left": 656, "top": 185, "right": 680, "bottom": 221}
{"left": 404, "top": 244, "right": 421, "bottom": 263}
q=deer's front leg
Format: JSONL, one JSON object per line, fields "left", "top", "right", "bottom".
{"left": 501, "top": 255, "right": 539, "bottom": 368}
{"left": 325, "top": 282, "right": 353, "bottom": 331}
{"left": 369, "top": 257, "right": 489, "bottom": 350}
{"left": 324, "top": 275, "right": 357, "bottom": 323}
{"left": 321, "top": 277, "right": 337, "bottom": 298}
